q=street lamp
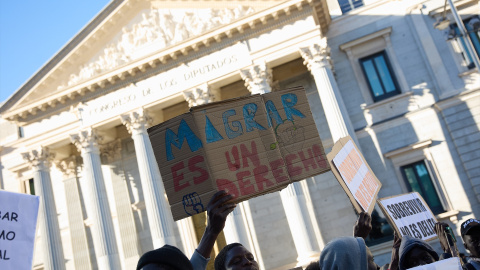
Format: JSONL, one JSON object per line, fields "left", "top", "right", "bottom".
{"left": 434, "top": 0, "right": 480, "bottom": 70}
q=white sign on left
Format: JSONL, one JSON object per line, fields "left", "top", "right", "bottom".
{"left": 0, "top": 190, "right": 39, "bottom": 270}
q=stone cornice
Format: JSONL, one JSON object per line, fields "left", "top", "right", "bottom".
{"left": 339, "top": 27, "right": 392, "bottom": 52}
{"left": 1, "top": 0, "right": 329, "bottom": 123}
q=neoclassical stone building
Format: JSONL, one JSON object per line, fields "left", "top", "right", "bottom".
{"left": 0, "top": 0, "right": 479, "bottom": 269}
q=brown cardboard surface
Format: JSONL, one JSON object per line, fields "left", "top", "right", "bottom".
{"left": 148, "top": 86, "right": 330, "bottom": 220}
{"left": 326, "top": 136, "right": 382, "bottom": 214}
{"left": 377, "top": 192, "right": 438, "bottom": 241}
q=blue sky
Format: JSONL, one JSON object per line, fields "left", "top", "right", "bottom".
{"left": 0, "top": 0, "right": 111, "bottom": 104}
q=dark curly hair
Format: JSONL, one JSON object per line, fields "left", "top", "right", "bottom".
{"left": 214, "top": 243, "right": 244, "bottom": 270}
{"left": 305, "top": 260, "right": 321, "bottom": 270}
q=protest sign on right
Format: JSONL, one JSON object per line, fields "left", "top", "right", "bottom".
{"left": 408, "top": 257, "right": 462, "bottom": 270}
{"left": 327, "top": 136, "right": 382, "bottom": 214}
{"left": 378, "top": 192, "right": 437, "bottom": 241}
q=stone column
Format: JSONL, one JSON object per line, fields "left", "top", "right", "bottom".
{"left": 240, "top": 63, "right": 273, "bottom": 94}
{"left": 121, "top": 109, "right": 176, "bottom": 249}
{"left": 183, "top": 83, "right": 263, "bottom": 261}
{"left": 280, "top": 182, "right": 320, "bottom": 266}
{"left": 223, "top": 205, "right": 252, "bottom": 249}
{"left": 56, "top": 156, "right": 92, "bottom": 270}
{"left": 177, "top": 217, "right": 198, "bottom": 257}
{"left": 183, "top": 83, "right": 215, "bottom": 107}
{"left": 238, "top": 64, "right": 280, "bottom": 269}
{"left": 299, "top": 39, "right": 357, "bottom": 143}
{"left": 242, "top": 63, "right": 323, "bottom": 267}
{"left": 100, "top": 139, "right": 142, "bottom": 268}
{"left": 299, "top": 40, "right": 359, "bottom": 262}
{"left": 22, "top": 147, "right": 66, "bottom": 270}
{"left": 70, "top": 129, "right": 121, "bottom": 270}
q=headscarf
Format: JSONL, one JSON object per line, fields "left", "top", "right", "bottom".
{"left": 398, "top": 235, "right": 439, "bottom": 270}
{"left": 319, "top": 237, "right": 368, "bottom": 270}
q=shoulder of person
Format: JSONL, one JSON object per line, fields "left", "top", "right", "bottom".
{"left": 463, "top": 262, "right": 480, "bottom": 270}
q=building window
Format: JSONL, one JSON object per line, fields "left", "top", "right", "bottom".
{"left": 360, "top": 51, "right": 401, "bottom": 102}
{"left": 338, "top": 0, "right": 364, "bottom": 14}
{"left": 450, "top": 16, "right": 480, "bottom": 70}
{"left": 400, "top": 161, "right": 444, "bottom": 215}
{"left": 24, "top": 178, "right": 35, "bottom": 195}
{"left": 18, "top": 126, "right": 24, "bottom": 138}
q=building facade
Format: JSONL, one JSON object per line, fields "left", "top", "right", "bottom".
{"left": 0, "top": 0, "right": 479, "bottom": 269}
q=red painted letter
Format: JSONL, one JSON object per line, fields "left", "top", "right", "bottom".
{"left": 188, "top": 155, "right": 209, "bottom": 185}
{"left": 237, "top": 170, "right": 256, "bottom": 196}
{"left": 172, "top": 162, "right": 189, "bottom": 192}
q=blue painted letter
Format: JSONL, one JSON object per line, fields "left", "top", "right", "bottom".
{"left": 265, "top": 100, "right": 283, "bottom": 127}
{"left": 205, "top": 115, "right": 224, "bottom": 143}
{"left": 281, "top": 93, "right": 305, "bottom": 121}
{"left": 243, "top": 103, "right": 266, "bottom": 132}
{"left": 165, "top": 119, "right": 203, "bottom": 161}
{"left": 223, "top": 109, "right": 243, "bottom": 139}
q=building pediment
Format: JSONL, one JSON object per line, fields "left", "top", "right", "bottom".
{"left": 1, "top": 0, "right": 330, "bottom": 123}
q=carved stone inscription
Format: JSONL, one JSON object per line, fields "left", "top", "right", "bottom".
{"left": 79, "top": 43, "right": 252, "bottom": 126}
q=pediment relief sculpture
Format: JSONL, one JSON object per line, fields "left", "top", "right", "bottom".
{"left": 58, "top": 5, "right": 254, "bottom": 91}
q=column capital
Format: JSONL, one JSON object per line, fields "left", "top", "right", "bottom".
{"left": 121, "top": 109, "right": 152, "bottom": 135}
{"left": 54, "top": 156, "right": 79, "bottom": 178}
{"left": 70, "top": 128, "right": 102, "bottom": 153}
{"left": 22, "top": 146, "right": 55, "bottom": 170}
{"left": 299, "top": 40, "right": 333, "bottom": 71}
{"left": 240, "top": 63, "right": 272, "bottom": 95}
{"left": 183, "top": 84, "right": 214, "bottom": 107}
{"left": 100, "top": 139, "right": 122, "bottom": 163}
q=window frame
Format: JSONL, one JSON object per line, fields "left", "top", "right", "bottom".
{"left": 24, "top": 178, "right": 35, "bottom": 195}
{"left": 359, "top": 51, "right": 402, "bottom": 102}
{"left": 340, "top": 27, "right": 409, "bottom": 106}
{"left": 400, "top": 160, "right": 445, "bottom": 215}
{"left": 384, "top": 140, "right": 451, "bottom": 214}
{"left": 337, "top": 0, "right": 365, "bottom": 14}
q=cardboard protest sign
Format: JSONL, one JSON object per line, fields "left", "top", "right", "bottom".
{"left": 149, "top": 86, "right": 330, "bottom": 220}
{"left": 0, "top": 190, "right": 40, "bottom": 270}
{"left": 408, "top": 257, "right": 462, "bottom": 270}
{"left": 378, "top": 192, "right": 438, "bottom": 241}
{"left": 326, "top": 136, "right": 381, "bottom": 214}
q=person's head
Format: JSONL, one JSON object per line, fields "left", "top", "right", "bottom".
{"left": 305, "top": 260, "right": 320, "bottom": 270}
{"left": 136, "top": 245, "right": 193, "bottom": 270}
{"left": 398, "top": 235, "right": 438, "bottom": 270}
{"left": 461, "top": 218, "right": 480, "bottom": 258}
{"left": 214, "top": 243, "right": 259, "bottom": 270}
{"left": 319, "top": 236, "right": 377, "bottom": 270}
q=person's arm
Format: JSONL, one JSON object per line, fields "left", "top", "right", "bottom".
{"left": 388, "top": 232, "right": 401, "bottom": 270}
{"left": 191, "top": 190, "right": 236, "bottom": 270}
{"left": 435, "top": 222, "right": 451, "bottom": 254}
{"left": 353, "top": 212, "right": 372, "bottom": 240}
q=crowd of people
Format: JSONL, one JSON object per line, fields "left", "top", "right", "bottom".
{"left": 135, "top": 190, "right": 480, "bottom": 270}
